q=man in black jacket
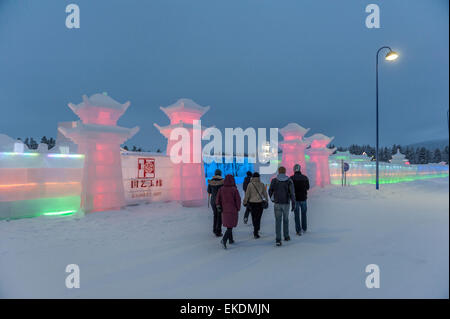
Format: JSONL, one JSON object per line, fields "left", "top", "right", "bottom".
{"left": 268, "top": 166, "right": 296, "bottom": 246}
{"left": 242, "top": 171, "right": 253, "bottom": 224}
{"left": 207, "top": 169, "right": 224, "bottom": 237}
{"left": 290, "top": 164, "right": 310, "bottom": 235}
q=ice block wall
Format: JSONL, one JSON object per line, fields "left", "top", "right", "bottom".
{"left": 0, "top": 152, "right": 84, "bottom": 219}
{"left": 121, "top": 151, "right": 175, "bottom": 205}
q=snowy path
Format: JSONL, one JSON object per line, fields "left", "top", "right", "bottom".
{"left": 1, "top": 178, "right": 448, "bottom": 298}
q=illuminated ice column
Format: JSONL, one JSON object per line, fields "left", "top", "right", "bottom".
{"left": 305, "top": 134, "right": 336, "bottom": 187}
{"left": 58, "top": 94, "right": 139, "bottom": 212}
{"left": 154, "top": 98, "right": 209, "bottom": 207}
{"left": 279, "top": 123, "right": 311, "bottom": 176}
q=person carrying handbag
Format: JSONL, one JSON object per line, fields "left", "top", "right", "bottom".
{"left": 243, "top": 172, "right": 268, "bottom": 239}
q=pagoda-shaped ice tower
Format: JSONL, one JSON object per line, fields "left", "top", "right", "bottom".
{"left": 58, "top": 93, "right": 139, "bottom": 212}
{"left": 305, "top": 134, "right": 336, "bottom": 187}
{"left": 154, "top": 99, "right": 208, "bottom": 207}
{"left": 390, "top": 148, "right": 408, "bottom": 165}
{"left": 279, "top": 123, "right": 311, "bottom": 176}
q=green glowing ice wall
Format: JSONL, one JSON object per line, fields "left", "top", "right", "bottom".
{"left": 0, "top": 152, "right": 85, "bottom": 220}
{"left": 329, "top": 160, "right": 449, "bottom": 186}
{"left": 0, "top": 196, "right": 81, "bottom": 220}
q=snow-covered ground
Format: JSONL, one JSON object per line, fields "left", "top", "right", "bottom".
{"left": 1, "top": 178, "right": 448, "bottom": 298}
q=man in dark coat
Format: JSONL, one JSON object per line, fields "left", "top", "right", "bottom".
{"left": 242, "top": 171, "right": 253, "bottom": 224}
{"left": 216, "top": 175, "right": 241, "bottom": 249}
{"left": 207, "top": 169, "right": 224, "bottom": 237}
{"left": 290, "top": 164, "right": 310, "bottom": 235}
{"left": 268, "top": 166, "right": 296, "bottom": 246}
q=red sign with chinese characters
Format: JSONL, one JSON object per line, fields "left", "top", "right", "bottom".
{"left": 137, "top": 158, "right": 155, "bottom": 179}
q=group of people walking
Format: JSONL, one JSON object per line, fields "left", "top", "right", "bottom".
{"left": 207, "top": 164, "right": 310, "bottom": 248}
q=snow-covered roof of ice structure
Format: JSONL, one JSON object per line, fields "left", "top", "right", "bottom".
{"left": 69, "top": 94, "right": 131, "bottom": 112}
{"left": 304, "top": 133, "right": 334, "bottom": 148}
{"left": 58, "top": 122, "right": 140, "bottom": 139}
{"left": 160, "top": 99, "right": 210, "bottom": 119}
{"left": 154, "top": 122, "right": 212, "bottom": 138}
{"left": 391, "top": 149, "right": 407, "bottom": 161}
{"left": 279, "top": 123, "right": 310, "bottom": 139}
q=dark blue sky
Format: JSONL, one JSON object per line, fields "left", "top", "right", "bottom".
{"left": 0, "top": 0, "right": 448, "bottom": 150}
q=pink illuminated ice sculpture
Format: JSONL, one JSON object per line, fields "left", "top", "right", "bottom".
{"left": 58, "top": 93, "right": 139, "bottom": 212}
{"left": 279, "top": 123, "right": 311, "bottom": 176}
{"left": 305, "top": 134, "right": 336, "bottom": 187}
{"left": 154, "top": 98, "right": 209, "bottom": 207}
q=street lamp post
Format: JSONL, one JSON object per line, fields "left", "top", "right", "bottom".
{"left": 375, "top": 46, "right": 399, "bottom": 190}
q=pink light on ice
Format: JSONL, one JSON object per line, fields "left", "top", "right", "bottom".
{"left": 59, "top": 94, "right": 139, "bottom": 213}
{"left": 154, "top": 99, "right": 209, "bottom": 207}
{"left": 305, "top": 134, "right": 336, "bottom": 187}
{"left": 279, "top": 123, "right": 311, "bottom": 177}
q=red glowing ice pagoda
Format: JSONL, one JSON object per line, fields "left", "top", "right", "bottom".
{"left": 305, "top": 133, "right": 336, "bottom": 187}
{"left": 154, "top": 98, "right": 209, "bottom": 207}
{"left": 58, "top": 93, "right": 139, "bottom": 212}
{"left": 279, "top": 123, "right": 311, "bottom": 176}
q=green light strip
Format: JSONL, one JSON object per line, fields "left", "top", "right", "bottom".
{"left": 42, "top": 210, "right": 77, "bottom": 216}
{"left": 331, "top": 173, "right": 449, "bottom": 186}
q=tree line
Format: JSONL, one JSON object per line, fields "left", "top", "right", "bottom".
{"left": 329, "top": 144, "right": 449, "bottom": 164}
{"left": 18, "top": 136, "right": 56, "bottom": 150}
{"left": 17, "top": 136, "right": 161, "bottom": 153}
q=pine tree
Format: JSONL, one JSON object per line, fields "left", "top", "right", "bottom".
{"left": 425, "top": 149, "right": 432, "bottom": 164}
{"left": 417, "top": 147, "right": 427, "bottom": 164}
{"left": 382, "top": 147, "right": 391, "bottom": 162}
{"left": 405, "top": 147, "right": 414, "bottom": 164}
{"left": 391, "top": 144, "right": 398, "bottom": 155}
{"left": 433, "top": 148, "right": 442, "bottom": 163}
{"left": 29, "top": 138, "right": 38, "bottom": 150}
{"left": 48, "top": 137, "right": 56, "bottom": 149}
{"left": 442, "top": 146, "right": 449, "bottom": 164}
{"left": 123, "top": 145, "right": 129, "bottom": 151}
{"left": 40, "top": 136, "right": 48, "bottom": 145}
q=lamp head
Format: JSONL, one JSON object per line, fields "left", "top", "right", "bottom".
{"left": 385, "top": 50, "right": 399, "bottom": 61}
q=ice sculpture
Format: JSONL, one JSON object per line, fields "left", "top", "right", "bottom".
{"left": 305, "top": 134, "right": 336, "bottom": 187}
{"left": 279, "top": 123, "right": 311, "bottom": 176}
{"left": 390, "top": 149, "right": 408, "bottom": 165}
{"left": 58, "top": 94, "right": 139, "bottom": 212}
{"left": 154, "top": 98, "right": 208, "bottom": 207}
